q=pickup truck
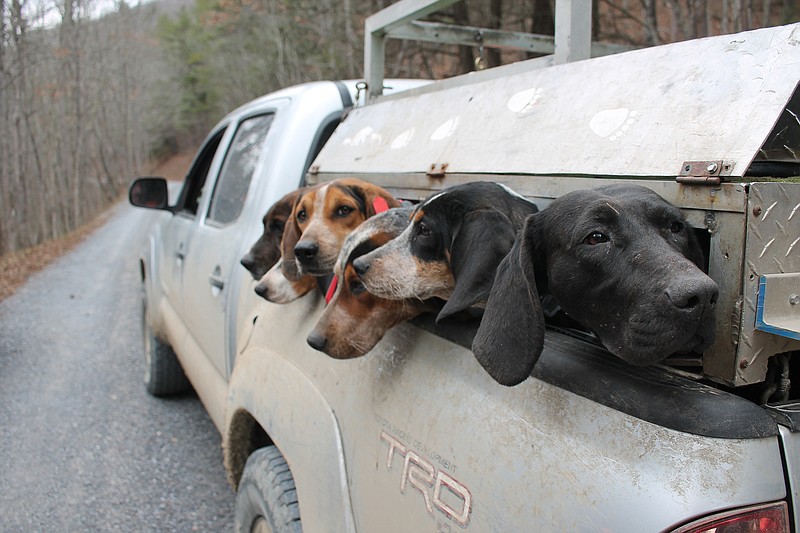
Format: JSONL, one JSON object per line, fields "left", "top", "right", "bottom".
{"left": 129, "top": 2, "right": 800, "bottom": 532}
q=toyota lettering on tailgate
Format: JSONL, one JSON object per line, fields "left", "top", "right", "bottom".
{"left": 380, "top": 431, "right": 472, "bottom": 527}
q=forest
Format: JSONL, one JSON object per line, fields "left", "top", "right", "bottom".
{"left": 1, "top": 0, "right": 798, "bottom": 254}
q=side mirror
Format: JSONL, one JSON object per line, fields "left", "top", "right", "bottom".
{"left": 129, "top": 177, "right": 172, "bottom": 211}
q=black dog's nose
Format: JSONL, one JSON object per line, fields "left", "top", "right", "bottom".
{"left": 307, "top": 331, "right": 327, "bottom": 351}
{"left": 294, "top": 241, "right": 318, "bottom": 262}
{"left": 666, "top": 277, "right": 719, "bottom": 310}
{"left": 352, "top": 258, "right": 370, "bottom": 276}
{"left": 240, "top": 253, "right": 255, "bottom": 271}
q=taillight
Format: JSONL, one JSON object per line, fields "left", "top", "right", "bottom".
{"left": 670, "top": 502, "right": 789, "bottom": 533}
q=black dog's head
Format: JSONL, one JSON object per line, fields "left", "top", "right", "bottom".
{"left": 473, "top": 184, "right": 719, "bottom": 386}
{"left": 240, "top": 188, "right": 306, "bottom": 280}
{"left": 353, "top": 182, "right": 538, "bottom": 322}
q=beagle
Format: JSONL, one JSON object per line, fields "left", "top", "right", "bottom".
{"left": 472, "top": 184, "right": 719, "bottom": 386}
{"left": 288, "top": 178, "right": 402, "bottom": 277}
{"left": 352, "top": 181, "right": 538, "bottom": 322}
{"left": 255, "top": 178, "right": 400, "bottom": 304}
{"left": 240, "top": 188, "right": 306, "bottom": 280}
{"left": 307, "top": 207, "right": 436, "bottom": 359}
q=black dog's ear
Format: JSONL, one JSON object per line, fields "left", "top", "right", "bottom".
{"left": 436, "top": 210, "right": 516, "bottom": 322}
{"left": 471, "top": 217, "right": 545, "bottom": 386}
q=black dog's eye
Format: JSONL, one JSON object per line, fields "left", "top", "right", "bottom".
{"left": 269, "top": 219, "right": 285, "bottom": 232}
{"left": 584, "top": 231, "right": 609, "bottom": 245}
{"left": 337, "top": 205, "right": 354, "bottom": 217}
{"left": 417, "top": 221, "right": 431, "bottom": 237}
{"left": 669, "top": 220, "right": 684, "bottom": 233}
{"left": 349, "top": 279, "right": 366, "bottom": 295}
{"left": 296, "top": 208, "right": 307, "bottom": 222}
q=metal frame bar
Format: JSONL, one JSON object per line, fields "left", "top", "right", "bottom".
{"left": 364, "top": 0, "right": 597, "bottom": 100}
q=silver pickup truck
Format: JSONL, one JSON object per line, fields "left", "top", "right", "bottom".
{"left": 129, "top": 2, "right": 800, "bottom": 532}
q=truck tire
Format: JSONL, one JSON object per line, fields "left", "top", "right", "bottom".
{"left": 235, "top": 446, "right": 302, "bottom": 533}
{"left": 142, "top": 297, "right": 190, "bottom": 396}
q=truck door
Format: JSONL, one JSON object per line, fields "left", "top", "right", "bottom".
{"left": 180, "top": 112, "right": 276, "bottom": 378}
{"left": 159, "top": 127, "right": 227, "bottom": 317}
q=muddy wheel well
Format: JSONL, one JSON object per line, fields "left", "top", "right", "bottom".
{"left": 225, "top": 409, "right": 272, "bottom": 489}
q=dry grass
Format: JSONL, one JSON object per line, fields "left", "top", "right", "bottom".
{"left": 0, "top": 151, "right": 192, "bottom": 303}
{"left": 0, "top": 210, "right": 112, "bottom": 302}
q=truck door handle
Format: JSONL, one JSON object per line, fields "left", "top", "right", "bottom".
{"left": 209, "top": 274, "right": 225, "bottom": 290}
{"left": 209, "top": 266, "right": 225, "bottom": 290}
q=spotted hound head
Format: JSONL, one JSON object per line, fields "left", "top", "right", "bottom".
{"left": 307, "top": 206, "right": 436, "bottom": 359}
{"left": 352, "top": 181, "right": 538, "bottom": 322}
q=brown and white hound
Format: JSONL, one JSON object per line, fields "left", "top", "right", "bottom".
{"left": 307, "top": 206, "right": 436, "bottom": 359}
{"left": 255, "top": 178, "right": 400, "bottom": 303}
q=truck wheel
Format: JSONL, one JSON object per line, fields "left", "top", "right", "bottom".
{"left": 235, "top": 446, "right": 302, "bottom": 533}
{"left": 142, "top": 297, "right": 190, "bottom": 396}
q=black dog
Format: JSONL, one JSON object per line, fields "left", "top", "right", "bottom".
{"left": 240, "top": 188, "right": 306, "bottom": 280}
{"left": 473, "top": 184, "right": 719, "bottom": 386}
{"left": 353, "top": 181, "right": 539, "bottom": 322}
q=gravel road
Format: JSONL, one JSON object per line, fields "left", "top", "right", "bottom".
{"left": 0, "top": 202, "right": 235, "bottom": 531}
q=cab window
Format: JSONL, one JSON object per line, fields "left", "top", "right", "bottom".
{"left": 206, "top": 113, "right": 275, "bottom": 226}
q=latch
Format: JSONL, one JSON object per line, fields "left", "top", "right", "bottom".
{"left": 676, "top": 160, "right": 730, "bottom": 185}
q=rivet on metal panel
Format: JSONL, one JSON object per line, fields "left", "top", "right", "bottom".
{"left": 308, "top": 165, "right": 320, "bottom": 175}
{"left": 740, "top": 358, "right": 750, "bottom": 369}
{"left": 752, "top": 205, "right": 762, "bottom": 217}
{"left": 707, "top": 162, "right": 719, "bottom": 173}
{"left": 790, "top": 294, "right": 800, "bottom": 306}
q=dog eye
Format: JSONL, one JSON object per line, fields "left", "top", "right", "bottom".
{"left": 417, "top": 222, "right": 431, "bottom": 237}
{"left": 349, "top": 279, "right": 366, "bottom": 295}
{"left": 296, "top": 209, "right": 307, "bottom": 222}
{"left": 336, "top": 205, "right": 354, "bottom": 217}
{"left": 669, "top": 220, "right": 684, "bottom": 233}
{"left": 270, "top": 220, "right": 285, "bottom": 232}
{"left": 584, "top": 231, "right": 609, "bottom": 245}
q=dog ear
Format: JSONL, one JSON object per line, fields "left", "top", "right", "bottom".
{"left": 357, "top": 184, "right": 402, "bottom": 216}
{"left": 471, "top": 216, "right": 545, "bottom": 386}
{"left": 279, "top": 197, "right": 304, "bottom": 281}
{"left": 436, "top": 210, "right": 516, "bottom": 322}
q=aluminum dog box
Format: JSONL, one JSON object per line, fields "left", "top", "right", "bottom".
{"left": 310, "top": 21, "right": 800, "bottom": 388}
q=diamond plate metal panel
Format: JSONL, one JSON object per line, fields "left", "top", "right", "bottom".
{"left": 737, "top": 182, "right": 800, "bottom": 385}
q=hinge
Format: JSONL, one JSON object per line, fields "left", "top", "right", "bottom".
{"left": 426, "top": 162, "right": 449, "bottom": 179}
{"left": 676, "top": 160, "right": 730, "bottom": 185}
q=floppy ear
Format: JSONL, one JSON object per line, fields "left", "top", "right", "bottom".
{"left": 279, "top": 198, "right": 304, "bottom": 281}
{"left": 436, "top": 210, "right": 516, "bottom": 322}
{"left": 358, "top": 184, "right": 402, "bottom": 216}
{"left": 471, "top": 216, "right": 545, "bottom": 386}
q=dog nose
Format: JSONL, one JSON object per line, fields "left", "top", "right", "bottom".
{"left": 240, "top": 253, "right": 255, "bottom": 271}
{"left": 254, "top": 283, "right": 268, "bottom": 298}
{"left": 294, "top": 241, "right": 318, "bottom": 262}
{"left": 353, "top": 258, "right": 370, "bottom": 276}
{"left": 665, "top": 276, "right": 719, "bottom": 310}
{"left": 307, "top": 331, "right": 327, "bottom": 351}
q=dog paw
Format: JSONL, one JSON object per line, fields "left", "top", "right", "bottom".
{"left": 506, "top": 87, "right": 545, "bottom": 115}
{"left": 589, "top": 108, "right": 640, "bottom": 142}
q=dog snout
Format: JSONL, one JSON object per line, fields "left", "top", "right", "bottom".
{"left": 294, "top": 241, "right": 319, "bottom": 263}
{"left": 254, "top": 282, "right": 269, "bottom": 298}
{"left": 665, "top": 276, "right": 719, "bottom": 311}
{"left": 307, "top": 330, "right": 327, "bottom": 351}
{"left": 352, "top": 257, "right": 370, "bottom": 276}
